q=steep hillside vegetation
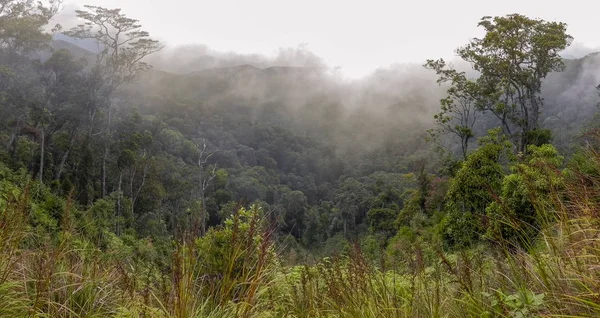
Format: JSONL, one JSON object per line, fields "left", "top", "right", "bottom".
{"left": 1, "top": 3, "right": 600, "bottom": 317}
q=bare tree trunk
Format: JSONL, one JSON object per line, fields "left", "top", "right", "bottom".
{"left": 39, "top": 128, "right": 45, "bottom": 184}
{"left": 129, "top": 168, "right": 135, "bottom": 213}
{"left": 101, "top": 145, "right": 107, "bottom": 196}
{"left": 199, "top": 164, "right": 206, "bottom": 236}
{"left": 7, "top": 118, "right": 19, "bottom": 150}
{"left": 531, "top": 96, "right": 540, "bottom": 130}
{"left": 520, "top": 97, "right": 530, "bottom": 153}
{"left": 131, "top": 158, "right": 149, "bottom": 218}
{"left": 87, "top": 108, "right": 95, "bottom": 140}
{"left": 55, "top": 148, "right": 69, "bottom": 181}
{"left": 55, "top": 131, "right": 76, "bottom": 180}
{"left": 116, "top": 171, "right": 122, "bottom": 235}
{"left": 462, "top": 135, "right": 472, "bottom": 160}
{"left": 102, "top": 106, "right": 112, "bottom": 198}
{"left": 197, "top": 140, "right": 217, "bottom": 237}
{"left": 7, "top": 130, "right": 16, "bottom": 150}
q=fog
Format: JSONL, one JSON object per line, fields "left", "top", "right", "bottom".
{"left": 50, "top": 1, "right": 600, "bottom": 160}
{"left": 147, "top": 44, "right": 327, "bottom": 74}
{"left": 58, "top": 0, "right": 600, "bottom": 79}
{"left": 128, "top": 38, "right": 599, "bottom": 159}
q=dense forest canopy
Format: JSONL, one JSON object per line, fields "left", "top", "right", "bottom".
{"left": 1, "top": 2, "right": 600, "bottom": 317}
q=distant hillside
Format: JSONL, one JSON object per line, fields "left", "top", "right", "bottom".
{"left": 53, "top": 34, "right": 101, "bottom": 54}
{"left": 28, "top": 36, "right": 98, "bottom": 66}
{"left": 140, "top": 63, "right": 336, "bottom": 110}
{"left": 49, "top": 39, "right": 97, "bottom": 65}
{"left": 50, "top": 39, "right": 96, "bottom": 56}
{"left": 542, "top": 52, "right": 600, "bottom": 149}
{"left": 50, "top": 37, "right": 600, "bottom": 154}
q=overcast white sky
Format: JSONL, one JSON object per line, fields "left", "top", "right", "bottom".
{"left": 60, "top": 0, "right": 600, "bottom": 78}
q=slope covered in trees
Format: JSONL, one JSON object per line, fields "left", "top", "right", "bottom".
{"left": 1, "top": 2, "right": 600, "bottom": 316}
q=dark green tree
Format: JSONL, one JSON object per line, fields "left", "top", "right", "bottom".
{"left": 281, "top": 190, "right": 308, "bottom": 238}
{"left": 486, "top": 144, "right": 564, "bottom": 247}
{"left": 31, "top": 49, "right": 86, "bottom": 183}
{"left": 440, "top": 128, "right": 513, "bottom": 248}
{"left": 427, "top": 14, "right": 572, "bottom": 153}
{"left": 464, "top": 14, "right": 571, "bottom": 152}
{"left": 1, "top": 0, "right": 61, "bottom": 160}
{"left": 65, "top": 5, "right": 162, "bottom": 197}
{"left": 335, "top": 178, "right": 370, "bottom": 238}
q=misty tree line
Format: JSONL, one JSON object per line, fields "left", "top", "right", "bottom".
{"left": 0, "top": 1, "right": 599, "bottom": 260}
{"left": 0, "top": 2, "right": 410, "bottom": 249}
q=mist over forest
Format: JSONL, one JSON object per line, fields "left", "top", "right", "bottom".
{"left": 1, "top": 1, "right": 600, "bottom": 316}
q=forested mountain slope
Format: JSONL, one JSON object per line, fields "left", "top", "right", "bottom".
{"left": 2, "top": 4, "right": 600, "bottom": 316}
{"left": 8, "top": 32, "right": 600, "bottom": 248}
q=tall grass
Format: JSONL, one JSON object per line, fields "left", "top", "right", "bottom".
{"left": 2, "top": 135, "right": 600, "bottom": 317}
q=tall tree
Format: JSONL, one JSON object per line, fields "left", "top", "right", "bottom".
{"left": 197, "top": 139, "right": 217, "bottom": 236}
{"left": 425, "top": 59, "right": 479, "bottom": 159}
{"left": 282, "top": 190, "right": 308, "bottom": 238}
{"left": 335, "top": 178, "right": 370, "bottom": 238}
{"left": 0, "top": 0, "right": 60, "bottom": 57}
{"left": 1, "top": 0, "right": 60, "bottom": 157}
{"left": 31, "top": 49, "right": 85, "bottom": 183}
{"left": 463, "top": 14, "right": 571, "bottom": 152}
{"left": 65, "top": 5, "right": 162, "bottom": 92}
{"left": 65, "top": 5, "right": 162, "bottom": 197}
{"left": 428, "top": 14, "right": 572, "bottom": 153}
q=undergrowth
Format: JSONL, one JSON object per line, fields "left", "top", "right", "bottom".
{"left": 2, "top": 133, "right": 600, "bottom": 317}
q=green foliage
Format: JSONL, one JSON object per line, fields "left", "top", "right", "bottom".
{"left": 425, "top": 59, "right": 480, "bottom": 159}
{"left": 486, "top": 144, "right": 564, "bottom": 247}
{"left": 525, "top": 129, "right": 553, "bottom": 147}
{"left": 65, "top": 5, "right": 162, "bottom": 87}
{"left": 80, "top": 197, "right": 116, "bottom": 245}
{"left": 367, "top": 208, "right": 398, "bottom": 239}
{"left": 440, "top": 128, "right": 512, "bottom": 248}
{"left": 12, "top": 136, "right": 37, "bottom": 169}
{"left": 427, "top": 13, "right": 572, "bottom": 152}
{"left": 335, "top": 177, "right": 371, "bottom": 238}
{"left": 281, "top": 190, "right": 308, "bottom": 238}
{"left": 1, "top": 7, "right": 600, "bottom": 317}
{"left": 482, "top": 289, "right": 545, "bottom": 318}
{"left": 0, "top": 0, "right": 59, "bottom": 55}
{"left": 195, "top": 204, "right": 278, "bottom": 306}
{"left": 1, "top": 128, "right": 600, "bottom": 317}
